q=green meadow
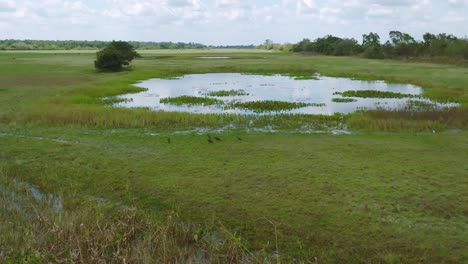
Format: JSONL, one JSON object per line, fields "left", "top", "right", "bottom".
{"left": 1, "top": 50, "right": 467, "bottom": 263}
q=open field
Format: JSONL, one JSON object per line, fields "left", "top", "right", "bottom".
{"left": 1, "top": 50, "right": 467, "bottom": 262}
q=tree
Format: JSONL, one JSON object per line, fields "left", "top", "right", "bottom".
{"left": 334, "top": 38, "right": 359, "bottom": 56}
{"left": 263, "top": 39, "right": 274, "bottom": 50}
{"left": 362, "top": 32, "right": 383, "bottom": 59}
{"left": 362, "top": 32, "right": 381, "bottom": 47}
{"left": 292, "top": 38, "right": 313, "bottom": 52}
{"left": 388, "top": 31, "right": 417, "bottom": 58}
{"left": 423, "top": 33, "right": 436, "bottom": 47}
{"left": 94, "top": 41, "right": 139, "bottom": 71}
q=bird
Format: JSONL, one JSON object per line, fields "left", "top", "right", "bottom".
{"left": 236, "top": 136, "right": 242, "bottom": 141}
{"left": 207, "top": 135, "right": 214, "bottom": 143}
{"left": 214, "top": 136, "right": 222, "bottom": 141}
{"left": 167, "top": 137, "right": 171, "bottom": 144}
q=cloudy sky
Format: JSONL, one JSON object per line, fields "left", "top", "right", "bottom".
{"left": 0, "top": 0, "right": 467, "bottom": 45}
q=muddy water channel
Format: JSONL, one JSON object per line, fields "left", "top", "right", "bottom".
{"left": 115, "top": 73, "right": 455, "bottom": 115}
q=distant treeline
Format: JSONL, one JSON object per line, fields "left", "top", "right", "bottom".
{"left": 0, "top": 40, "right": 253, "bottom": 50}
{"left": 0, "top": 40, "right": 206, "bottom": 50}
{"left": 285, "top": 31, "right": 468, "bottom": 61}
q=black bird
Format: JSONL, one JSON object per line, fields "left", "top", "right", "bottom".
{"left": 207, "top": 135, "right": 214, "bottom": 143}
{"left": 167, "top": 137, "right": 171, "bottom": 144}
{"left": 214, "top": 136, "right": 222, "bottom": 141}
{"left": 236, "top": 136, "right": 242, "bottom": 141}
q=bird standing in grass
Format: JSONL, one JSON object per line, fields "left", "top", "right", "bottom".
{"left": 236, "top": 136, "right": 242, "bottom": 141}
{"left": 167, "top": 137, "right": 171, "bottom": 144}
{"left": 207, "top": 135, "right": 214, "bottom": 143}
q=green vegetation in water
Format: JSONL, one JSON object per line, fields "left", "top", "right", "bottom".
{"left": 332, "top": 98, "right": 357, "bottom": 103}
{"left": 160, "top": 96, "right": 223, "bottom": 106}
{"left": 286, "top": 73, "right": 319, "bottom": 80}
{"left": 207, "top": 89, "right": 249, "bottom": 96}
{"left": 334, "top": 90, "right": 419, "bottom": 99}
{"left": 405, "top": 100, "right": 437, "bottom": 110}
{"left": 229, "top": 100, "right": 324, "bottom": 112}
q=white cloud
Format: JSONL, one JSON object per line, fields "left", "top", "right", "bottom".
{"left": 297, "top": 0, "right": 318, "bottom": 14}
{"left": 1, "top": 0, "right": 467, "bottom": 44}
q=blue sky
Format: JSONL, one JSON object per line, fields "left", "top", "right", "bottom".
{"left": 0, "top": 0, "right": 467, "bottom": 45}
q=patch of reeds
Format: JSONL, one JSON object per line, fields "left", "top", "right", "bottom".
{"left": 207, "top": 89, "right": 249, "bottom": 96}
{"left": 405, "top": 100, "right": 437, "bottom": 110}
{"left": 332, "top": 98, "right": 357, "bottom": 103}
{"left": 17, "top": 103, "right": 343, "bottom": 129}
{"left": 348, "top": 107, "right": 468, "bottom": 131}
{"left": 334, "top": 90, "right": 418, "bottom": 99}
{"left": 229, "top": 101, "right": 324, "bottom": 113}
{"left": 160, "top": 96, "right": 223, "bottom": 106}
{"left": 0, "top": 172, "right": 274, "bottom": 263}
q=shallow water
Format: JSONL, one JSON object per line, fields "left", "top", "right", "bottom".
{"left": 115, "top": 73, "right": 454, "bottom": 115}
{"left": 28, "top": 184, "right": 63, "bottom": 213}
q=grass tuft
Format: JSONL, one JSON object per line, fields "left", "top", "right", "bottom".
{"left": 230, "top": 101, "right": 324, "bottom": 112}
{"left": 348, "top": 107, "right": 468, "bottom": 131}
{"left": 0, "top": 173, "right": 273, "bottom": 263}
{"left": 160, "top": 96, "right": 223, "bottom": 106}
{"left": 207, "top": 89, "right": 249, "bottom": 96}
{"left": 334, "top": 90, "right": 419, "bottom": 99}
{"left": 332, "top": 98, "right": 357, "bottom": 103}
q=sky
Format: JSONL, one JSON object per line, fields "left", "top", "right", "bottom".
{"left": 0, "top": 0, "right": 467, "bottom": 45}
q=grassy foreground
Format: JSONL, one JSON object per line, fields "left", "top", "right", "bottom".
{"left": 1, "top": 50, "right": 467, "bottom": 262}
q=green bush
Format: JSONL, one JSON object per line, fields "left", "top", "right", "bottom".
{"left": 94, "top": 41, "right": 139, "bottom": 72}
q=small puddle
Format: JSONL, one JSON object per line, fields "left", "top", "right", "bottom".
{"left": 27, "top": 184, "right": 63, "bottom": 213}
{"left": 114, "top": 73, "right": 456, "bottom": 115}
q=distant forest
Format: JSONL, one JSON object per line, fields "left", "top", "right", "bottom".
{"left": 2, "top": 31, "right": 467, "bottom": 62}
{"left": 0, "top": 40, "right": 255, "bottom": 50}
{"left": 259, "top": 31, "right": 468, "bottom": 62}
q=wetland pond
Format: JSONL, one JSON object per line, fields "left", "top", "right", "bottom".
{"left": 115, "top": 73, "right": 455, "bottom": 115}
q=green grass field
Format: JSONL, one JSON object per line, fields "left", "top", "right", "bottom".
{"left": 1, "top": 50, "right": 467, "bottom": 263}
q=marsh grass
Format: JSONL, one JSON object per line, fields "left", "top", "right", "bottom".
{"left": 0, "top": 173, "right": 274, "bottom": 263}
{"left": 229, "top": 101, "right": 324, "bottom": 113}
{"left": 405, "top": 100, "right": 437, "bottom": 110}
{"left": 348, "top": 107, "right": 468, "bottom": 131}
{"left": 207, "top": 89, "right": 249, "bottom": 96}
{"left": 17, "top": 103, "right": 343, "bottom": 129}
{"left": 334, "top": 90, "right": 419, "bottom": 99}
{"left": 160, "top": 96, "right": 223, "bottom": 106}
{"left": 332, "top": 98, "right": 357, "bottom": 103}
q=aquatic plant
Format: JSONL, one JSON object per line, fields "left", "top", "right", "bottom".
{"left": 332, "top": 98, "right": 357, "bottom": 103}
{"left": 229, "top": 100, "right": 323, "bottom": 113}
{"left": 207, "top": 89, "right": 249, "bottom": 96}
{"left": 405, "top": 100, "right": 437, "bottom": 110}
{"left": 160, "top": 96, "right": 223, "bottom": 106}
{"left": 334, "top": 90, "right": 419, "bottom": 99}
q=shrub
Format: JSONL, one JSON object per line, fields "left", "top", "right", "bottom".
{"left": 94, "top": 41, "right": 139, "bottom": 72}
